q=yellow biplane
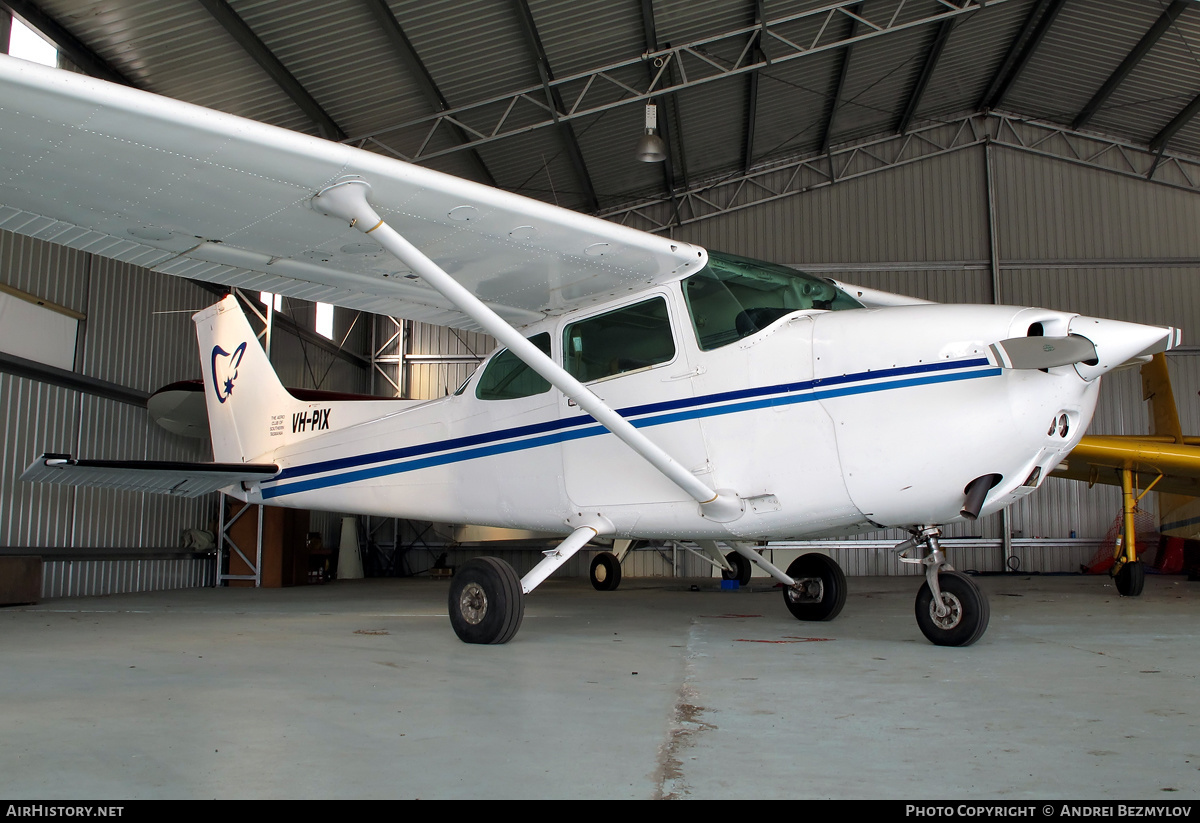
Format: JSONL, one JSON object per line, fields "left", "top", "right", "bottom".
{"left": 1052, "top": 353, "right": 1200, "bottom": 595}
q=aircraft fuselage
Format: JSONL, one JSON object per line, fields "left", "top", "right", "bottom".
{"left": 222, "top": 282, "right": 1099, "bottom": 542}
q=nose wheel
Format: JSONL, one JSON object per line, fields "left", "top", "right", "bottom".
{"left": 915, "top": 570, "right": 990, "bottom": 646}
{"left": 897, "top": 528, "right": 990, "bottom": 646}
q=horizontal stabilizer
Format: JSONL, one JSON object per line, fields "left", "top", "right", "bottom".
{"left": 989, "top": 335, "right": 1097, "bottom": 370}
{"left": 21, "top": 454, "right": 278, "bottom": 498}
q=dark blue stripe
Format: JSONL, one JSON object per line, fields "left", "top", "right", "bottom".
{"left": 267, "top": 357, "right": 990, "bottom": 484}
{"left": 260, "top": 365, "right": 998, "bottom": 500}
{"left": 1161, "top": 514, "right": 1200, "bottom": 533}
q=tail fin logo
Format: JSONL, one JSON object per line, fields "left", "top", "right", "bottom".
{"left": 211, "top": 342, "right": 248, "bottom": 404}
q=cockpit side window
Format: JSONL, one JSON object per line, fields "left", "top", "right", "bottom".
{"left": 683, "top": 251, "right": 863, "bottom": 351}
{"left": 563, "top": 297, "right": 675, "bottom": 384}
{"left": 475, "top": 332, "right": 552, "bottom": 401}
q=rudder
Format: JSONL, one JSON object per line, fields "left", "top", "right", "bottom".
{"left": 194, "top": 295, "right": 297, "bottom": 463}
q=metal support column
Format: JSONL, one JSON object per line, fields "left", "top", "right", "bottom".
{"left": 985, "top": 138, "right": 1016, "bottom": 570}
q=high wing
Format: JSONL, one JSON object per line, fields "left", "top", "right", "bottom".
{"left": 20, "top": 454, "right": 279, "bottom": 498}
{"left": 0, "top": 55, "right": 705, "bottom": 331}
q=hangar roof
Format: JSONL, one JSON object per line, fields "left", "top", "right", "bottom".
{"left": 6, "top": 0, "right": 1200, "bottom": 223}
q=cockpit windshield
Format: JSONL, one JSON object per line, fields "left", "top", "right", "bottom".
{"left": 683, "top": 251, "right": 863, "bottom": 351}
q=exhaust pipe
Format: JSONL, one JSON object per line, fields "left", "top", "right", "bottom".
{"left": 961, "top": 474, "right": 1002, "bottom": 520}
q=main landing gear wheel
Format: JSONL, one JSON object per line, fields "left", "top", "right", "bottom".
{"left": 722, "top": 551, "right": 752, "bottom": 586}
{"left": 589, "top": 551, "right": 623, "bottom": 591}
{"left": 448, "top": 557, "right": 524, "bottom": 644}
{"left": 915, "top": 571, "right": 989, "bottom": 647}
{"left": 783, "top": 553, "right": 847, "bottom": 621}
{"left": 1114, "top": 560, "right": 1145, "bottom": 597}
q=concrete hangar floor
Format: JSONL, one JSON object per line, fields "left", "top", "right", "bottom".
{"left": 0, "top": 573, "right": 1196, "bottom": 800}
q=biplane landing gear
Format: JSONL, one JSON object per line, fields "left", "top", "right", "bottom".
{"left": 1114, "top": 559, "right": 1145, "bottom": 597}
{"left": 897, "top": 527, "right": 989, "bottom": 646}
{"left": 722, "top": 551, "right": 752, "bottom": 586}
{"left": 448, "top": 557, "right": 525, "bottom": 644}
{"left": 1111, "top": 468, "right": 1146, "bottom": 597}
{"left": 782, "top": 553, "right": 847, "bottom": 621}
{"left": 590, "top": 551, "right": 623, "bottom": 591}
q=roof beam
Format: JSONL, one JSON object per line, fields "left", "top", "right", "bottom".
{"left": 0, "top": 0, "right": 135, "bottom": 85}
{"left": 0, "top": 8, "right": 10, "bottom": 54}
{"left": 978, "top": 0, "right": 1067, "bottom": 111}
{"left": 195, "top": 0, "right": 345, "bottom": 140}
{"left": 512, "top": 0, "right": 598, "bottom": 211}
{"left": 743, "top": 0, "right": 766, "bottom": 174}
{"left": 1150, "top": 92, "right": 1200, "bottom": 154}
{"left": 640, "top": 0, "right": 685, "bottom": 195}
{"left": 820, "top": 2, "right": 862, "bottom": 153}
{"left": 348, "top": 0, "right": 1006, "bottom": 163}
{"left": 361, "top": 0, "right": 497, "bottom": 187}
{"left": 897, "top": 17, "right": 956, "bottom": 135}
{"left": 1073, "top": 0, "right": 1190, "bottom": 130}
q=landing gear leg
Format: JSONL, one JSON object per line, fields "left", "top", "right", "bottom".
{"left": 1111, "top": 468, "right": 1146, "bottom": 597}
{"left": 897, "top": 527, "right": 990, "bottom": 646}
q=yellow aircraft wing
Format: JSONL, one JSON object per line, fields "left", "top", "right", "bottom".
{"left": 1051, "top": 353, "right": 1200, "bottom": 540}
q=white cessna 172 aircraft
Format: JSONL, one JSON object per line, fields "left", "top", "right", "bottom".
{"left": 2, "top": 55, "right": 1180, "bottom": 647}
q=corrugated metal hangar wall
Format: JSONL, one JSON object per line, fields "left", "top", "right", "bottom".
{"left": 2, "top": 142, "right": 1198, "bottom": 591}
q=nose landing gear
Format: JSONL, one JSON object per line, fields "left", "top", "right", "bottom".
{"left": 897, "top": 527, "right": 990, "bottom": 646}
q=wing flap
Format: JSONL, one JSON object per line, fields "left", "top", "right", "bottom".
{"left": 21, "top": 454, "right": 278, "bottom": 498}
{"left": 0, "top": 56, "right": 706, "bottom": 330}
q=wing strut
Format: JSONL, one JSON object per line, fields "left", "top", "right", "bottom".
{"left": 311, "top": 177, "right": 743, "bottom": 523}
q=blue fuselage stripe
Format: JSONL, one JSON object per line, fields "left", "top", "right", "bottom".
{"left": 259, "top": 361, "right": 999, "bottom": 500}
{"left": 267, "top": 357, "right": 990, "bottom": 484}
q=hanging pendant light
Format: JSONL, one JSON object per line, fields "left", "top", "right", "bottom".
{"left": 635, "top": 102, "right": 667, "bottom": 163}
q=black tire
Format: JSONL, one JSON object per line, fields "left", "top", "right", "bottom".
{"left": 721, "top": 551, "right": 752, "bottom": 586}
{"left": 1114, "top": 560, "right": 1145, "bottom": 597}
{"left": 782, "top": 553, "right": 847, "bottom": 621}
{"left": 589, "top": 551, "right": 623, "bottom": 591}
{"left": 915, "top": 571, "right": 990, "bottom": 647}
{"left": 448, "top": 557, "right": 524, "bottom": 644}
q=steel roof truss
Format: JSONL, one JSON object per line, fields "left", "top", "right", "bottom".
{"left": 599, "top": 113, "right": 1200, "bottom": 232}
{"left": 344, "top": 0, "right": 1009, "bottom": 165}
{"left": 362, "top": 0, "right": 497, "bottom": 187}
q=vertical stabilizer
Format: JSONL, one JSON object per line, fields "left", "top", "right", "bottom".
{"left": 194, "top": 296, "right": 296, "bottom": 463}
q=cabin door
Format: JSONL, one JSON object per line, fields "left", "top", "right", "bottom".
{"left": 558, "top": 292, "right": 709, "bottom": 509}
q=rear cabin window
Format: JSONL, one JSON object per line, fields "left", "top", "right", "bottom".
{"left": 683, "top": 252, "right": 863, "bottom": 351}
{"left": 475, "top": 333, "right": 552, "bottom": 401}
{"left": 564, "top": 297, "right": 675, "bottom": 384}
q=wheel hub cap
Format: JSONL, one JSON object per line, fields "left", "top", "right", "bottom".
{"left": 459, "top": 582, "right": 488, "bottom": 625}
{"left": 929, "top": 592, "right": 963, "bottom": 629}
{"left": 787, "top": 577, "right": 824, "bottom": 604}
